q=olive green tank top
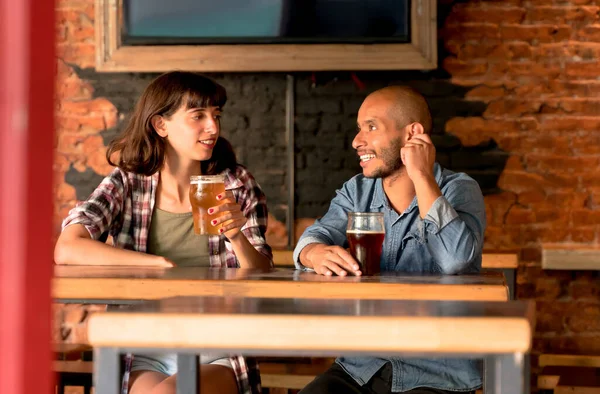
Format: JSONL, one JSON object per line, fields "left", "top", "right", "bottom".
{"left": 147, "top": 208, "right": 210, "bottom": 266}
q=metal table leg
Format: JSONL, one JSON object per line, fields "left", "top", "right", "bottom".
{"left": 177, "top": 353, "right": 199, "bottom": 394}
{"left": 484, "top": 353, "right": 525, "bottom": 394}
{"left": 94, "top": 347, "right": 120, "bottom": 394}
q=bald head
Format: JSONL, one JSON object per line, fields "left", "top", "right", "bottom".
{"left": 366, "top": 86, "right": 432, "bottom": 134}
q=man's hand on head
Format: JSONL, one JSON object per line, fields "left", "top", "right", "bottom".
{"left": 401, "top": 133, "right": 436, "bottom": 183}
{"left": 301, "top": 244, "right": 362, "bottom": 276}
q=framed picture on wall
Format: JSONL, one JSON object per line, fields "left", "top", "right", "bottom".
{"left": 95, "top": 0, "right": 437, "bottom": 72}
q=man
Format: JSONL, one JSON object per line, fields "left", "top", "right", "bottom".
{"left": 293, "top": 86, "right": 486, "bottom": 394}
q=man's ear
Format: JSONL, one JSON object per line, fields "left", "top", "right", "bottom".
{"left": 406, "top": 122, "right": 425, "bottom": 140}
{"left": 151, "top": 115, "right": 168, "bottom": 138}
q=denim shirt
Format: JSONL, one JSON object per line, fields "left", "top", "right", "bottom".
{"left": 293, "top": 163, "right": 486, "bottom": 392}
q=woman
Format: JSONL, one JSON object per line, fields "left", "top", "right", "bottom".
{"left": 54, "top": 71, "right": 272, "bottom": 394}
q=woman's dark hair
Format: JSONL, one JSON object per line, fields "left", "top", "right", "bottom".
{"left": 106, "top": 71, "right": 237, "bottom": 175}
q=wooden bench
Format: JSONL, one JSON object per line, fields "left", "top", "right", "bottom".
{"left": 537, "top": 354, "right": 600, "bottom": 393}
{"left": 53, "top": 344, "right": 94, "bottom": 394}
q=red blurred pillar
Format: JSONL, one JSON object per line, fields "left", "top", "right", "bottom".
{"left": 0, "top": 0, "right": 56, "bottom": 393}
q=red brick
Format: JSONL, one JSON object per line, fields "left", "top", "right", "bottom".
{"left": 572, "top": 210, "right": 600, "bottom": 225}
{"left": 540, "top": 115, "right": 600, "bottom": 131}
{"left": 485, "top": 192, "right": 518, "bottom": 226}
{"left": 505, "top": 42, "right": 535, "bottom": 59}
{"left": 56, "top": 42, "right": 95, "bottom": 69}
{"left": 442, "top": 57, "right": 488, "bottom": 77}
{"left": 56, "top": 114, "right": 109, "bottom": 132}
{"left": 565, "top": 61, "right": 600, "bottom": 78}
{"left": 566, "top": 304, "right": 600, "bottom": 332}
{"left": 506, "top": 206, "right": 537, "bottom": 224}
{"left": 580, "top": 171, "right": 600, "bottom": 185}
{"left": 465, "top": 86, "right": 506, "bottom": 101}
{"left": 512, "top": 82, "right": 553, "bottom": 97}
{"left": 569, "top": 276, "right": 600, "bottom": 299}
{"left": 505, "top": 155, "right": 526, "bottom": 171}
{"left": 520, "top": 247, "right": 542, "bottom": 262}
{"left": 571, "top": 133, "right": 600, "bottom": 154}
{"left": 484, "top": 99, "right": 542, "bottom": 116}
{"left": 447, "top": 5, "right": 526, "bottom": 25}
{"left": 53, "top": 153, "right": 72, "bottom": 173}
{"left": 549, "top": 80, "right": 600, "bottom": 96}
{"left": 519, "top": 190, "right": 546, "bottom": 204}
{"left": 60, "top": 98, "right": 117, "bottom": 115}
{"left": 496, "top": 134, "right": 571, "bottom": 154}
{"left": 544, "top": 171, "right": 580, "bottom": 188}
{"left": 535, "top": 336, "right": 600, "bottom": 355}
{"left": 455, "top": 42, "right": 506, "bottom": 61}
{"left": 536, "top": 301, "right": 569, "bottom": 332}
{"left": 442, "top": 23, "right": 500, "bottom": 41}
{"left": 536, "top": 208, "right": 568, "bottom": 223}
{"left": 484, "top": 226, "right": 521, "bottom": 250}
{"left": 590, "top": 188, "right": 600, "bottom": 209}
{"left": 539, "top": 226, "right": 572, "bottom": 243}
{"left": 535, "top": 274, "right": 568, "bottom": 299}
{"left": 527, "top": 154, "right": 600, "bottom": 173}
{"left": 445, "top": 117, "right": 538, "bottom": 147}
{"left": 576, "top": 24, "right": 600, "bottom": 41}
{"left": 570, "top": 42, "right": 600, "bottom": 59}
{"left": 525, "top": 6, "right": 600, "bottom": 24}
{"left": 56, "top": 133, "right": 85, "bottom": 155}
{"left": 498, "top": 171, "right": 555, "bottom": 193}
{"left": 500, "top": 24, "right": 572, "bottom": 43}
{"left": 535, "top": 43, "right": 570, "bottom": 58}
{"left": 569, "top": 228, "right": 598, "bottom": 242}
{"left": 547, "top": 192, "right": 589, "bottom": 210}
{"left": 55, "top": 182, "right": 76, "bottom": 203}
{"left": 56, "top": 78, "right": 93, "bottom": 100}
{"left": 506, "top": 61, "right": 562, "bottom": 77}
{"left": 544, "top": 98, "right": 600, "bottom": 114}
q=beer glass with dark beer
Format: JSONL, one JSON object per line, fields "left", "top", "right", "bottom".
{"left": 346, "top": 212, "right": 385, "bottom": 276}
{"left": 189, "top": 175, "right": 226, "bottom": 235}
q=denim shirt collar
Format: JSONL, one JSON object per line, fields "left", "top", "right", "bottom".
{"left": 370, "top": 163, "right": 443, "bottom": 212}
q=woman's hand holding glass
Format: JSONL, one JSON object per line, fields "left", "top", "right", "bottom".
{"left": 208, "top": 191, "right": 247, "bottom": 240}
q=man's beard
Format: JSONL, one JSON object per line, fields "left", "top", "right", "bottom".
{"left": 366, "top": 137, "right": 404, "bottom": 179}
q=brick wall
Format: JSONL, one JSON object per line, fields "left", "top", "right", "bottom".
{"left": 55, "top": 0, "right": 599, "bottom": 370}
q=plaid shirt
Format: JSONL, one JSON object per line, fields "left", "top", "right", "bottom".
{"left": 62, "top": 164, "right": 271, "bottom": 394}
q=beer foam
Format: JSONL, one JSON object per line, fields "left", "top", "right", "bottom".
{"left": 346, "top": 230, "right": 385, "bottom": 234}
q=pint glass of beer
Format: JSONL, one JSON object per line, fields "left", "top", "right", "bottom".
{"left": 346, "top": 212, "right": 385, "bottom": 276}
{"left": 189, "top": 175, "right": 226, "bottom": 235}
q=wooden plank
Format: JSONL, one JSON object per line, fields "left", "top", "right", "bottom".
{"left": 272, "top": 250, "right": 518, "bottom": 269}
{"left": 53, "top": 361, "right": 94, "bottom": 374}
{"left": 482, "top": 254, "right": 518, "bottom": 269}
{"left": 53, "top": 267, "right": 509, "bottom": 302}
{"left": 542, "top": 245, "right": 600, "bottom": 270}
{"left": 88, "top": 297, "right": 533, "bottom": 355}
{"left": 539, "top": 354, "right": 600, "bottom": 368}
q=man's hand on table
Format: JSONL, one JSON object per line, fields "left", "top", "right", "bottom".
{"left": 300, "top": 244, "right": 362, "bottom": 276}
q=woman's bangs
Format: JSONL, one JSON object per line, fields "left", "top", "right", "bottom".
{"left": 185, "top": 81, "right": 227, "bottom": 110}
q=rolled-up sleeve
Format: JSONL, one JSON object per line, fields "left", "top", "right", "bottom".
{"left": 237, "top": 168, "right": 273, "bottom": 264}
{"left": 293, "top": 181, "right": 355, "bottom": 270}
{"left": 422, "top": 180, "right": 486, "bottom": 274}
{"left": 61, "top": 168, "right": 125, "bottom": 240}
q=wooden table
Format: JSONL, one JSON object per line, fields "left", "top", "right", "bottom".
{"left": 88, "top": 296, "right": 534, "bottom": 394}
{"left": 53, "top": 266, "right": 509, "bottom": 303}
